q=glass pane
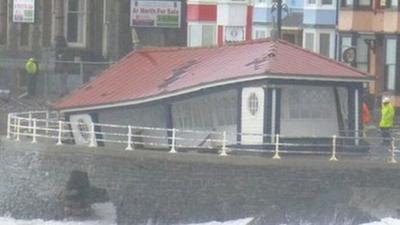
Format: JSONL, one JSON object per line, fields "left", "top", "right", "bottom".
{"left": 68, "top": 0, "right": 79, "bottom": 11}
{"left": 341, "top": 37, "right": 352, "bottom": 61}
{"left": 305, "top": 33, "right": 314, "bottom": 51}
{"left": 386, "top": 39, "right": 397, "bottom": 64}
{"left": 359, "top": 0, "right": 371, "bottom": 5}
{"left": 188, "top": 24, "right": 202, "bottom": 47}
{"left": 308, "top": 0, "right": 316, "bottom": 4}
{"left": 67, "top": 13, "right": 78, "bottom": 42}
{"left": 255, "top": 30, "right": 266, "bottom": 39}
{"left": 356, "top": 37, "right": 368, "bottom": 64}
{"left": 202, "top": 25, "right": 215, "bottom": 46}
{"left": 392, "top": 0, "right": 398, "bottom": 7}
{"left": 322, "top": 0, "right": 333, "bottom": 4}
{"left": 387, "top": 65, "right": 396, "bottom": 91}
{"left": 319, "top": 33, "right": 330, "bottom": 57}
{"left": 346, "top": 0, "right": 354, "bottom": 5}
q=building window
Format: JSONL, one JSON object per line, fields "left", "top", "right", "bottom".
{"left": 340, "top": 36, "right": 352, "bottom": 62}
{"left": 0, "top": 1, "right": 8, "bottom": 45}
{"left": 65, "top": 0, "right": 87, "bottom": 47}
{"left": 308, "top": 0, "right": 317, "bottom": 4}
{"left": 385, "top": 39, "right": 397, "bottom": 91}
{"left": 358, "top": 0, "right": 372, "bottom": 6}
{"left": 255, "top": 30, "right": 267, "bottom": 39}
{"left": 304, "top": 30, "right": 334, "bottom": 58}
{"left": 343, "top": 0, "right": 354, "bottom": 6}
{"left": 322, "top": 0, "right": 333, "bottom": 4}
{"left": 319, "top": 33, "right": 331, "bottom": 57}
{"left": 385, "top": 0, "right": 399, "bottom": 8}
{"left": 188, "top": 24, "right": 216, "bottom": 47}
{"left": 356, "top": 36, "right": 369, "bottom": 72}
{"left": 283, "top": 33, "right": 296, "bottom": 44}
{"left": 305, "top": 33, "right": 315, "bottom": 51}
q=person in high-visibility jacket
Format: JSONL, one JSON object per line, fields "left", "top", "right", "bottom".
{"left": 379, "top": 96, "right": 395, "bottom": 146}
{"left": 25, "top": 57, "right": 39, "bottom": 96}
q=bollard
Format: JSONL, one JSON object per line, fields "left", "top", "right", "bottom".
{"left": 329, "top": 135, "right": 338, "bottom": 161}
{"left": 6, "top": 114, "right": 11, "bottom": 139}
{"left": 272, "top": 134, "right": 281, "bottom": 159}
{"left": 31, "top": 119, "right": 37, "bottom": 144}
{"left": 125, "top": 125, "right": 133, "bottom": 151}
{"left": 219, "top": 131, "right": 228, "bottom": 156}
{"left": 56, "top": 121, "right": 63, "bottom": 145}
{"left": 389, "top": 137, "right": 397, "bottom": 164}
{"left": 88, "top": 123, "right": 96, "bottom": 147}
{"left": 169, "top": 128, "right": 177, "bottom": 153}
{"left": 16, "top": 118, "right": 21, "bottom": 141}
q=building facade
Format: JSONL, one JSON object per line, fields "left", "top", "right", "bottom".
{"left": 0, "top": 0, "right": 187, "bottom": 96}
{"left": 186, "top": 0, "right": 253, "bottom": 47}
{"left": 252, "top": 0, "right": 337, "bottom": 58}
{"left": 338, "top": 0, "right": 400, "bottom": 104}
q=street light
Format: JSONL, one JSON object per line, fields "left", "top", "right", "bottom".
{"left": 271, "top": 0, "right": 289, "bottom": 39}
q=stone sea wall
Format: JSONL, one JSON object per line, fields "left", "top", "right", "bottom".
{"left": 1, "top": 137, "right": 400, "bottom": 225}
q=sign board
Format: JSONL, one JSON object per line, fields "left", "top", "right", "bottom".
{"left": 13, "top": 0, "right": 35, "bottom": 23}
{"left": 130, "top": 0, "right": 181, "bottom": 28}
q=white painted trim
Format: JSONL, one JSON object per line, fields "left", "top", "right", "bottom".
{"left": 354, "top": 88, "right": 359, "bottom": 145}
{"left": 58, "top": 73, "right": 371, "bottom": 113}
{"left": 271, "top": 88, "right": 276, "bottom": 141}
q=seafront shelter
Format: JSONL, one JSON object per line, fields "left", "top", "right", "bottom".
{"left": 53, "top": 38, "right": 372, "bottom": 150}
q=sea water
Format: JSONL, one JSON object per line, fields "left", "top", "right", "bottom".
{"left": 0, "top": 203, "right": 398, "bottom": 225}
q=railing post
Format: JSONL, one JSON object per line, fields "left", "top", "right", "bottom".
{"left": 389, "top": 137, "right": 397, "bottom": 164}
{"left": 220, "top": 131, "right": 228, "bottom": 156}
{"left": 56, "top": 121, "right": 63, "bottom": 146}
{"left": 272, "top": 134, "right": 281, "bottom": 159}
{"left": 88, "top": 123, "right": 96, "bottom": 147}
{"left": 45, "top": 111, "right": 49, "bottom": 134}
{"left": 31, "top": 119, "right": 37, "bottom": 144}
{"left": 6, "top": 113, "right": 11, "bottom": 139}
{"left": 330, "top": 135, "right": 338, "bottom": 161}
{"left": 169, "top": 128, "right": 177, "bottom": 153}
{"left": 15, "top": 118, "right": 21, "bottom": 141}
{"left": 28, "top": 111, "right": 32, "bottom": 132}
{"left": 125, "top": 125, "right": 133, "bottom": 151}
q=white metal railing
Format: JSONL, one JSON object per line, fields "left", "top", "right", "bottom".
{"left": 5, "top": 111, "right": 399, "bottom": 163}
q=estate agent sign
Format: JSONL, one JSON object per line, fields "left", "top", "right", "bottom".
{"left": 130, "top": 0, "right": 181, "bottom": 28}
{"left": 13, "top": 0, "right": 35, "bottom": 23}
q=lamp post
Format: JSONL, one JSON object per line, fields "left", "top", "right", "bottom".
{"left": 271, "top": 0, "right": 289, "bottom": 39}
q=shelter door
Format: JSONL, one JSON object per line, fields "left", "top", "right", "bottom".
{"left": 241, "top": 87, "right": 265, "bottom": 144}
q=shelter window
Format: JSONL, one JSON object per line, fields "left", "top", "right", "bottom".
{"left": 286, "top": 87, "right": 333, "bottom": 119}
{"left": 65, "top": 0, "right": 87, "bottom": 47}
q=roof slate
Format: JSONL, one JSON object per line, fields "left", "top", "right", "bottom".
{"left": 54, "top": 38, "right": 372, "bottom": 111}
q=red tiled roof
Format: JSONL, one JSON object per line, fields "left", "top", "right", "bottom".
{"left": 54, "top": 38, "right": 372, "bottom": 111}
